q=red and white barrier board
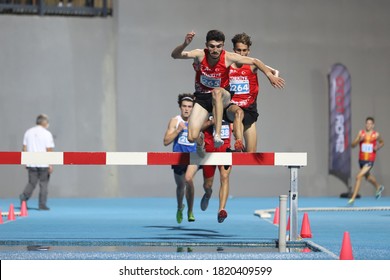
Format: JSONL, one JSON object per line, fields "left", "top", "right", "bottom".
{"left": 0, "top": 152, "right": 307, "bottom": 166}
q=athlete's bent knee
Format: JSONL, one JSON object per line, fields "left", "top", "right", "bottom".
{"left": 184, "top": 176, "right": 193, "bottom": 185}
{"left": 187, "top": 131, "right": 198, "bottom": 143}
{"left": 220, "top": 172, "right": 230, "bottom": 182}
{"left": 212, "top": 88, "right": 223, "bottom": 101}
{"left": 356, "top": 174, "right": 364, "bottom": 180}
{"left": 235, "top": 108, "right": 244, "bottom": 121}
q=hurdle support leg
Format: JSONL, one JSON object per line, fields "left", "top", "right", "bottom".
{"left": 289, "top": 166, "right": 300, "bottom": 241}
{"left": 278, "top": 195, "right": 288, "bottom": 252}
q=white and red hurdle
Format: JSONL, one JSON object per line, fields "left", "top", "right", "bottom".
{"left": 0, "top": 151, "right": 307, "bottom": 240}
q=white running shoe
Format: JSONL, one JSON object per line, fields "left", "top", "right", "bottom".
{"left": 213, "top": 134, "right": 224, "bottom": 148}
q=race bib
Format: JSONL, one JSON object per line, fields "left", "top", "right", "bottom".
{"left": 213, "top": 124, "right": 230, "bottom": 139}
{"left": 178, "top": 131, "right": 195, "bottom": 146}
{"left": 230, "top": 78, "right": 250, "bottom": 94}
{"left": 361, "top": 143, "right": 374, "bottom": 153}
{"left": 200, "top": 75, "right": 221, "bottom": 88}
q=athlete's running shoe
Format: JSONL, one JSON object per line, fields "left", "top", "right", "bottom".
{"left": 188, "top": 211, "right": 195, "bottom": 222}
{"left": 201, "top": 190, "right": 212, "bottom": 211}
{"left": 176, "top": 204, "right": 185, "bottom": 224}
{"left": 214, "top": 134, "right": 224, "bottom": 148}
{"left": 376, "top": 185, "right": 385, "bottom": 199}
{"left": 234, "top": 139, "right": 245, "bottom": 152}
{"left": 347, "top": 199, "right": 354, "bottom": 207}
{"left": 196, "top": 132, "right": 206, "bottom": 158}
{"left": 217, "top": 209, "right": 228, "bottom": 223}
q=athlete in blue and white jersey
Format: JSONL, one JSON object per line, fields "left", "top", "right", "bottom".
{"left": 164, "top": 93, "right": 201, "bottom": 223}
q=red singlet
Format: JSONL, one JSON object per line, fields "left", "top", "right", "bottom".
{"left": 203, "top": 120, "right": 231, "bottom": 152}
{"left": 359, "top": 130, "right": 378, "bottom": 162}
{"left": 203, "top": 120, "right": 232, "bottom": 179}
{"left": 229, "top": 64, "right": 259, "bottom": 108}
{"left": 193, "top": 49, "right": 230, "bottom": 94}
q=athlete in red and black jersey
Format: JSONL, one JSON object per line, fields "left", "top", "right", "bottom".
{"left": 200, "top": 115, "right": 232, "bottom": 223}
{"left": 226, "top": 33, "right": 280, "bottom": 152}
{"left": 171, "top": 30, "right": 285, "bottom": 157}
{"left": 348, "top": 117, "right": 385, "bottom": 206}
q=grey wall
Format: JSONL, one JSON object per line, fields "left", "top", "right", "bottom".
{"left": 1, "top": 0, "right": 389, "bottom": 199}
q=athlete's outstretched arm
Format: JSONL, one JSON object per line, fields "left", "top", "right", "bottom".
{"left": 171, "top": 31, "right": 202, "bottom": 60}
{"left": 163, "top": 118, "right": 184, "bottom": 146}
{"left": 265, "top": 65, "right": 279, "bottom": 77}
{"left": 227, "top": 52, "right": 285, "bottom": 89}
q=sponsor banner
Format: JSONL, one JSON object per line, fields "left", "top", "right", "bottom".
{"left": 328, "top": 63, "right": 351, "bottom": 186}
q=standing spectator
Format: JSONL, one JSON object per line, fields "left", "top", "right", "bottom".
{"left": 19, "top": 114, "right": 55, "bottom": 210}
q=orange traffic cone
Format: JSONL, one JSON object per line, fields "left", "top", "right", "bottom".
{"left": 8, "top": 204, "right": 16, "bottom": 221}
{"left": 0, "top": 209, "right": 3, "bottom": 224}
{"left": 20, "top": 201, "right": 28, "bottom": 217}
{"left": 273, "top": 207, "right": 280, "bottom": 225}
{"left": 339, "top": 231, "right": 354, "bottom": 260}
{"left": 286, "top": 215, "right": 290, "bottom": 231}
{"left": 300, "top": 212, "right": 312, "bottom": 238}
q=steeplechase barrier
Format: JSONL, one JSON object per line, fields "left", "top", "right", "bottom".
{"left": 0, "top": 151, "right": 307, "bottom": 241}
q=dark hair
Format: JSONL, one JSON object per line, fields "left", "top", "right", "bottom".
{"left": 231, "top": 32, "right": 252, "bottom": 48}
{"left": 178, "top": 93, "right": 194, "bottom": 107}
{"left": 366, "top": 116, "right": 375, "bottom": 123}
{"left": 206, "top": 30, "right": 225, "bottom": 43}
{"left": 36, "top": 114, "right": 49, "bottom": 125}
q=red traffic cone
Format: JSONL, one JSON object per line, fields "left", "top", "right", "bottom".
{"left": 286, "top": 215, "right": 290, "bottom": 231}
{"left": 339, "top": 231, "right": 354, "bottom": 260}
{"left": 8, "top": 204, "right": 16, "bottom": 221}
{"left": 273, "top": 207, "right": 280, "bottom": 225}
{"left": 21, "top": 201, "right": 28, "bottom": 217}
{"left": 302, "top": 247, "right": 311, "bottom": 253}
{"left": 0, "top": 209, "right": 3, "bottom": 224}
{"left": 300, "top": 212, "right": 312, "bottom": 238}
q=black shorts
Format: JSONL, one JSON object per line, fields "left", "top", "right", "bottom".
{"left": 194, "top": 90, "right": 233, "bottom": 113}
{"left": 359, "top": 160, "right": 374, "bottom": 176}
{"left": 171, "top": 165, "right": 188, "bottom": 176}
{"left": 359, "top": 160, "right": 374, "bottom": 169}
{"left": 194, "top": 92, "right": 213, "bottom": 113}
{"left": 171, "top": 165, "right": 202, "bottom": 176}
{"left": 224, "top": 102, "right": 259, "bottom": 127}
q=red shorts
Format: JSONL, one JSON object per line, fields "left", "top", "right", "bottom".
{"left": 203, "top": 143, "right": 231, "bottom": 179}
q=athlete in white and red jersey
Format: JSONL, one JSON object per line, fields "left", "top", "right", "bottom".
{"left": 200, "top": 115, "right": 232, "bottom": 223}
{"left": 171, "top": 30, "right": 285, "bottom": 157}
{"left": 348, "top": 117, "right": 385, "bottom": 206}
{"left": 225, "top": 33, "right": 280, "bottom": 152}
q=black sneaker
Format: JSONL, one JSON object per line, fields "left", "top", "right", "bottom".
{"left": 19, "top": 194, "right": 27, "bottom": 202}
{"left": 201, "top": 191, "right": 212, "bottom": 211}
{"left": 39, "top": 205, "right": 50, "bottom": 211}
